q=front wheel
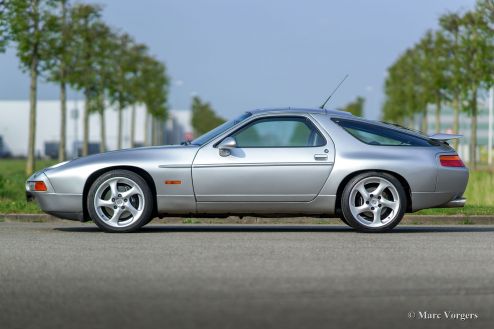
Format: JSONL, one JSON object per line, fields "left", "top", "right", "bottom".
{"left": 87, "top": 170, "right": 154, "bottom": 233}
{"left": 341, "top": 172, "right": 406, "bottom": 232}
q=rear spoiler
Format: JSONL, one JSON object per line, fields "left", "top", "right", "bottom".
{"left": 428, "top": 133, "right": 463, "bottom": 141}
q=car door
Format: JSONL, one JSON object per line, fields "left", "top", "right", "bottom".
{"left": 192, "top": 114, "right": 334, "bottom": 204}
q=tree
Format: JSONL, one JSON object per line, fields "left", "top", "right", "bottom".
{"left": 458, "top": 10, "right": 493, "bottom": 168}
{"left": 44, "top": 0, "right": 72, "bottom": 161}
{"left": 6, "top": 0, "right": 56, "bottom": 175}
{"left": 67, "top": 3, "right": 103, "bottom": 156}
{"left": 341, "top": 96, "right": 364, "bottom": 117}
{"left": 383, "top": 47, "right": 429, "bottom": 131}
{"left": 440, "top": 12, "right": 464, "bottom": 149}
{"left": 191, "top": 96, "right": 225, "bottom": 136}
{"left": 139, "top": 56, "right": 169, "bottom": 146}
{"left": 91, "top": 24, "right": 116, "bottom": 153}
{"left": 417, "top": 30, "right": 449, "bottom": 133}
{"left": 126, "top": 43, "right": 149, "bottom": 148}
{"left": 107, "top": 33, "right": 140, "bottom": 149}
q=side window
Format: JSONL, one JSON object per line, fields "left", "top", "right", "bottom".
{"left": 332, "top": 118, "right": 433, "bottom": 146}
{"left": 231, "top": 117, "right": 325, "bottom": 148}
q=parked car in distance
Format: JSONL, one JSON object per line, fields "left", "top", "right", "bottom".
{"left": 26, "top": 108, "right": 468, "bottom": 233}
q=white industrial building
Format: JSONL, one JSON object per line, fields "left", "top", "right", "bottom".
{"left": 0, "top": 100, "right": 192, "bottom": 158}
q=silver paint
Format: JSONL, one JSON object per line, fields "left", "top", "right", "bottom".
{"left": 26, "top": 108, "right": 469, "bottom": 221}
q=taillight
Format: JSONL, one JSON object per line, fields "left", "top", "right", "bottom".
{"left": 439, "top": 155, "right": 465, "bottom": 167}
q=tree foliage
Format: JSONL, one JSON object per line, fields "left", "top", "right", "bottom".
{"left": 383, "top": 0, "right": 494, "bottom": 166}
{"left": 340, "top": 96, "right": 364, "bottom": 117}
{"left": 191, "top": 96, "right": 225, "bottom": 136}
{"left": 0, "top": 0, "right": 10, "bottom": 52}
{"left": 1, "top": 0, "right": 170, "bottom": 160}
{"left": 5, "top": 0, "right": 58, "bottom": 174}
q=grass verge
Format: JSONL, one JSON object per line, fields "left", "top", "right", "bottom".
{"left": 0, "top": 159, "right": 55, "bottom": 214}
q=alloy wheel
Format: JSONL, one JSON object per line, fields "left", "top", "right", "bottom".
{"left": 348, "top": 176, "right": 400, "bottom": 228}
{"left": 93, "top": 177, "right": 145, "bottom": 228}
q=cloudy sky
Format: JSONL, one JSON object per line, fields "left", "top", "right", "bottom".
{"left": 0, "top": 0, "right": 474, "bottom": 119}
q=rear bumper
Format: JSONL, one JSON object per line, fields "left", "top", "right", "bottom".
{"left": 411, "top": 192, "right": 467, "bottom": 211}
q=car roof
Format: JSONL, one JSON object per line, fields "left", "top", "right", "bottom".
{"left": 249, "top": 107, "right": 353, "bottom": 117}
{"left": 248, "top": 107, "right": 430, "bottom": 139}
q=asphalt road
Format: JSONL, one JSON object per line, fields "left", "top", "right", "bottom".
{"left": 1, "top": 222, "right": 494, "bottom": 329}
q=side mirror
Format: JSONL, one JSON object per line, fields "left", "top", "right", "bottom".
{"left": 218, "top": 137, "right": 237, "bottom": 157}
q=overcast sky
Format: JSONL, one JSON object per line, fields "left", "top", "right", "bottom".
{"left": 0, "top": 0, "right": 474, "bottom": 120}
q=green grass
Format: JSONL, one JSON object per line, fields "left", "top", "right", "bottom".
{"left": 182, "top": 218, "right": 202, "bottom": 224}
{"left": 0, "top": 159, "right": 55, "bottom": 214}
{"left": 416, "top": 205, "right": 494, "bottom": 216}
{"left": 1, "top": 159, "right": 494, "bottom": 215}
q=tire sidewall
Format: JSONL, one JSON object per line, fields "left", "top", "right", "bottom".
{"left": 341, "top": 172, "right": 406, "bottom": 232}
{"left": 87, "top": 170, "right": 154, "bottom": 233}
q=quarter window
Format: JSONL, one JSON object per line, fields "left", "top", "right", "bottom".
{"left": 332, "top": 118, "right": 433, "bottom": 146}
{"left": 231, "top": 117, "right": 325, "bottom": 148}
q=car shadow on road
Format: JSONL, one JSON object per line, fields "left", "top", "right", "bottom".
{"left": 53, "top": 225, "right": 494, "bottom": 234}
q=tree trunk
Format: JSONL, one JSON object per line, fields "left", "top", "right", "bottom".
{"left": 144, "top": 110, "right": 150, "bottom": 146}
{"left": 130, "top": 105, "right": 136, "bottom": 148}
{"left": 82, "top": 91, "right": 90, "bottom": 156}
{"left": 57, "top": 0, "right": 68, "bottom": 162}
{"left": 26, "top": 56, "right": 38, "bottom": 175}
{"left": 152, "top": 117, "right": 159, "bottom": 146}
{"left": 408, "top": 116, "right": 415, "bottom": 130}
{"left": 470, "top": 89, "right": 478, "bottom": 169}
{"left": 151, "top": 117, "right": 158, "bottom": 146}
{"left": 421, "top": 109, "right": 428, "bottom": 134}
{"left": 452, "top": 94, "right": 460, "bottom": 150}
{"left": 117, "top": 106, "right": 123, "bottom": 149}
{"left": 58, "top": 80, "right": 67, "bottom": 162}
{"left": 435, "top": 95, "right": 441, "bottom": 133}
{"left": 99, "top": 109, "right": 106, "bottom": 153}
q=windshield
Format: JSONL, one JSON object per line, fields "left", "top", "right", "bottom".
{"left": 191, "top": 112, "right": 252, "bottom": 146}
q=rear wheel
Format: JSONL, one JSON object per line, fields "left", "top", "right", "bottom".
{"left": 335, "top": 209, "right": 350, "bottom": 226}
{"left": 87, "top": 170, "right": 154, "bottom": 233}
{"left": 341, "top": 172, "right": 406, "bottom": 232}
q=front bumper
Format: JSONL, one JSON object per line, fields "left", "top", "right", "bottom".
{"left": 26, "top": 171, "right": 84, "bottom": 221}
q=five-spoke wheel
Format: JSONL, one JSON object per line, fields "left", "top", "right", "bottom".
{"left": 88, "top": 170, "right": 153, "bottom": 233}
{"left": 341, "top": 172, "right": 406, "bottom": 232}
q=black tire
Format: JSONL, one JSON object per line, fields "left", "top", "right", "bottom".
{"left": 341, "top": 171, "right": 406, "bottom": 233}
{"left": 87, "top": 170, "right": 154, "bottom": 233}
{"left": 335, "top": 209, "right": 350, "bottom": 226}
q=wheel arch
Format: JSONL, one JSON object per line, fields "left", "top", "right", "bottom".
{"left": 82, "top": 166, "right": 158, "bottom": 222}
{"left": 334, "top": 169, "right": 412, "bottom": 214}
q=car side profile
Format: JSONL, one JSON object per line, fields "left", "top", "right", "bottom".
{"left": 26, "top": 108, "right": 469, "bottom": 233}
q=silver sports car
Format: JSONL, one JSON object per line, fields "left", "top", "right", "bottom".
{"left": 26, "top": 108, "right": 468, "bottom": 233}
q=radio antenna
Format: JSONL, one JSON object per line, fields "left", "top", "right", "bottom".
{"left": 319, "top": 74, "right": 349, "bottom": 109}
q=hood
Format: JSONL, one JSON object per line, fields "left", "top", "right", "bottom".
{"left": 44, "top": 144, "right": 200, "bottom": 173}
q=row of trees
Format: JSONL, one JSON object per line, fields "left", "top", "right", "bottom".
{"left": 383, "top": 0, "right": 494, "bottom": 167}
{"left": 0, "top": 0, "right": 169, "bottom": 174}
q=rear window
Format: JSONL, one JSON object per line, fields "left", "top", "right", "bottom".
{"left": 332, "top": 118, "right": 434, "bottom": 146}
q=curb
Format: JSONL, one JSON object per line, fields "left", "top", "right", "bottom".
{"left": 1, "top": 213, "right": 494, "bottom": 225}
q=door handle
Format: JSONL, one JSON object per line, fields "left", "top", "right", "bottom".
{"left": 314, "top": 154, "right": 328, "bottom": 160}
